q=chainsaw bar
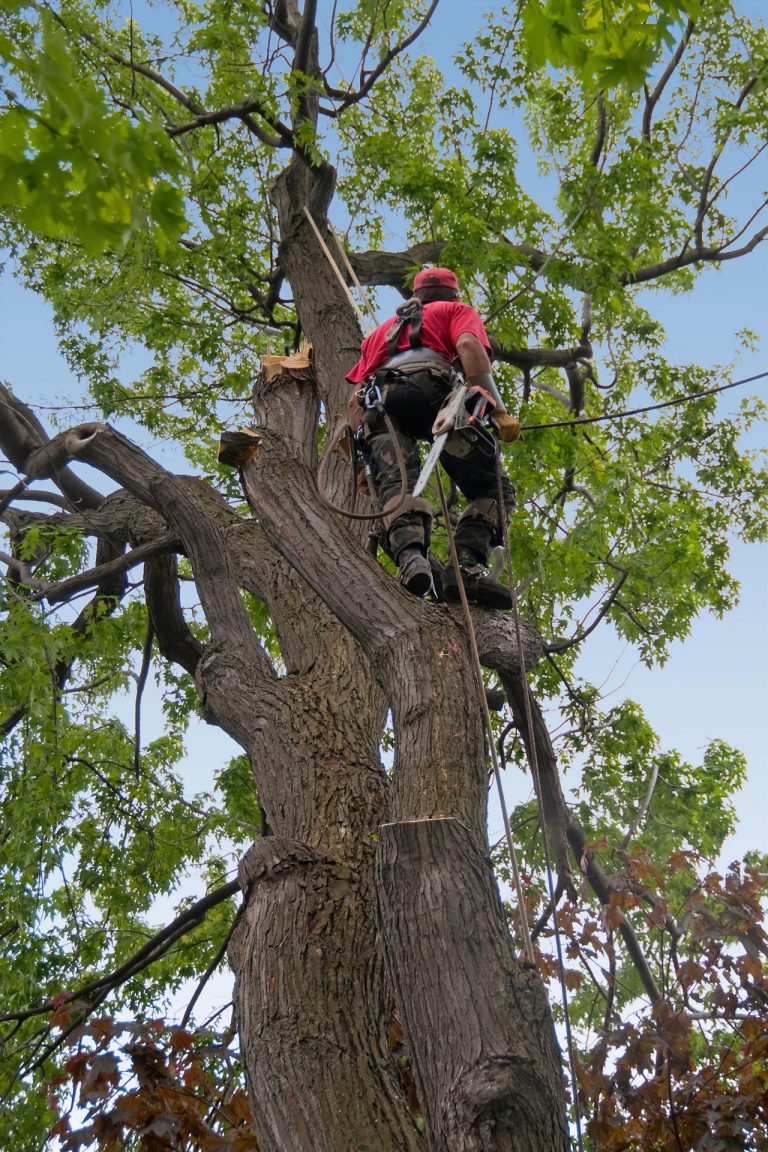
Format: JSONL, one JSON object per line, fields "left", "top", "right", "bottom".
{"left": 413, "top": 432, "right": 449, "bottom": 497}
{"left": 412, "top": 384, "right": 467, "bottom": 497}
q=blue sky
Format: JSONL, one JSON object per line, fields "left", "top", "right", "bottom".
{"left": 1, "top": 0, "right": 766, "bottom": 871}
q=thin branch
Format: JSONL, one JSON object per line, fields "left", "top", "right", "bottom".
{"left": 0, "top": 880, "right": 240, "bottom": 1027}
{"left": 167, "top": 99, "right": 291, "bottom": 147}
{"left": 546, "top": 571, "right": 629, "bottom": 655}
{"left": 0, "top": 550, "right": 46, "bottom": 588}
{"left": 589, "top": 93, "right": 607, "bottom": 167}
{"left": 621, "top": 761, "right": 660, "bottom": 848}
{"left": 694, "top": 70, "right": 762, "bottom": 244}
{"left": 642, "top": 19, "right": 695, "bottom": 141}
{"left": 321, "top": 0, "right": 441, "bottom": 114}
{"left": 0, "top": 486, "right": 71, "bottom": 510}
{"left": 37, "top": 534, "right": 179, "bottom": 605}
{"left": 133, "top": 618, "right": 154, "bottom": 776}
{"left": 179, "top": 909, "right": 242, "bottom": 1031}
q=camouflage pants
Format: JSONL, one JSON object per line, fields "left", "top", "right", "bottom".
{"left": 362, "top": 376, "right": 515, "bottom": 562}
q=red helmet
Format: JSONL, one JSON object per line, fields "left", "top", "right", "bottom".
{"left": 413, "top": 266, "right": 459, "bottom": 292}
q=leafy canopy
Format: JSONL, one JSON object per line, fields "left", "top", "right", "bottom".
{"left": 0, "top": 0, "right": 766, "bottom": 1147}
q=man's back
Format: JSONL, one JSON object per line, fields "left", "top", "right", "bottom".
{"left": 346, "top": 300, "right": 491, "bottom": 384}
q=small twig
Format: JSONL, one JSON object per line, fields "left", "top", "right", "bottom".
{"left": 180, "top": 908, "right": 242, "bottom": 1031}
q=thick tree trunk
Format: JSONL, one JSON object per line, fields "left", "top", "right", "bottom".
{"left": 376, "top": 819, "right": 568, "bottom": 1151}
{"left": 47, "top": 141, "right": 570, "bottom": 1149}
{"left": 236, "top": 355, "right": 568, "bottom": 1149}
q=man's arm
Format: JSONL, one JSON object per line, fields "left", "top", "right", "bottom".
{"left": 455, "top": 332, "right": 521, "bottom": 443}
{"left": 455, "top": 331, "right": 494, "bottom": 377}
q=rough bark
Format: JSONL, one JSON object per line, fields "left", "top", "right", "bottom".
{"left": 235, "top": 356, "right": 566, "bottom": 1150}
{"left": 376, "top": 819, "right": 567, "bottom": 1152}
{"left": 0, "top": 142, "right": 570, "bottom": 1149}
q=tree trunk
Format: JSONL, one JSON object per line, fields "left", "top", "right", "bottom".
{"left": 376, "top": 819, "right": 567, "bottom": 1151}
{"left": 42, "top": 149, "right": 570, "bottom": 1150}
{"left": 232, "top": 348, "right": 567, "bottom": 1149}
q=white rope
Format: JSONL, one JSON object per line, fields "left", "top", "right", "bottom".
{"left": 302, "top": 207, "right": 373, "bottom": 334}
{"left": 435, "top": 469, "right": 535, "bottom": 966}
{"left": 329, "top": 223, "right": 380, "bottom": 330}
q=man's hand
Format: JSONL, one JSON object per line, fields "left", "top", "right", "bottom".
{"left": 494, "top": 412, "right": 521, "bottom": 442}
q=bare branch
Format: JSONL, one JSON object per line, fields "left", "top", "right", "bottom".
{"left": 624, "top": 224, "right": 768, "bottom": 283}
{"left": 144, "top": 553, "right": 204, "bottom": 677}
{"left": 39, "top": 534, "right": 179, "bottom": 605}
{"left": 0, "top": 486, "right": 72, "bottom": 510}
{"left": 590, "top": 92, "right": 607, "bottom": 167}
{"left": 0, "top": 384, "right": 105, "bottom": 511}
{"left": 0, "top": 550, "right": 45, "bottom": 588}
{"left": 167, "top": 99, "right": 292, "bottom": 147}
{"left": 621, "top": 761, "right": 661, "bottom": 848}
{"left": 293, "top": 0, "right": 318, "bottom": 81}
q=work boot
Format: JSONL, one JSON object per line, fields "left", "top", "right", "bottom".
{"left": 398, "top": 547, "right": 433, "bottom": 598}
{"left": 442, "top": 547, "right": 512, "bottom": 610}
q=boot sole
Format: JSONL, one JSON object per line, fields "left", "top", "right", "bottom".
{"left": 443, "top": 577, "right": 512, "bottom": 610}
{"left": 402, "top": 569, "right": 433, "bottom": 597}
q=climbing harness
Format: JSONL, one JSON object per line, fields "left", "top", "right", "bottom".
{"left": 316, "top": 408, "right": 411, "bottom": 524}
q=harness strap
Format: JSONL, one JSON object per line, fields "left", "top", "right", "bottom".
{"left": 385, "top": 297, "right": 423, "bottom": 356}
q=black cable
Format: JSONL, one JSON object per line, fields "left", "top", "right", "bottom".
{"left": 520, "top": 369, "right": 768, "bottom": 432}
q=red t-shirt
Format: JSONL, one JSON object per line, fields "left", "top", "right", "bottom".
{"left": 345, "top": 300, "right": 491, "bottom": 384}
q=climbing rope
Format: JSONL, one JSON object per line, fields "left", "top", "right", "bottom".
{"left": 316, "top": 411, "right": 411, "bottom": 523}
{"left": 520, "top": 369, "right": 767, "bottom": 432}
{"left": 434, "top": 469, "right": 536, "bottom": 966}
{"left": 493, "top": 445, "right": 585, "bottom": 1152}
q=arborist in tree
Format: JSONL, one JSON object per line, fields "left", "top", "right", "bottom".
{"left": 346, "top": 267, "right": 521, "bottom": 608}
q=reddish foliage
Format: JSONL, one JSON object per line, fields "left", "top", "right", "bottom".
{"left": 533, "top": 857, "right": 768, "bottom": 1149}
{"left": 50, "top": 1021, "right": 259, "bottom": 1152}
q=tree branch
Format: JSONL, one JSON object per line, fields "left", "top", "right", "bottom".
{"left": 565, "top": 818, "right": 662, "bottom": 1003}
{"left": 624, "top": 224, "right": 768, "bottom": 284}
{"left": 694, "top": 71, "right": 762, "bottom": 246}
{"left": 0, "top": 880, "right": 240, "bottom": 1027}
{"left": 38, "top": 534, "right": 179, "bottom": 605}
{"left": 144, "top": 553, "right": 204, "bottom": 677}
{"left": 546, "top": 571, "right": 629, "bottom": 655}
{"left": 167, "top": 99, "right": 292, "bottom": 147}
{"left": 322, "top": 0, "right": 441, "bottom": 114}
{"left": 642, "top": 19, "right": 695, "bottom": 141}
{"left": 0, "top": 385, "right": 105, "bottom": 511}
{"left": 293, "top": 0, "right": 318, "bottom": 81}
{"left": 590, "top": 92, "right": 607, "bottom": 167}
